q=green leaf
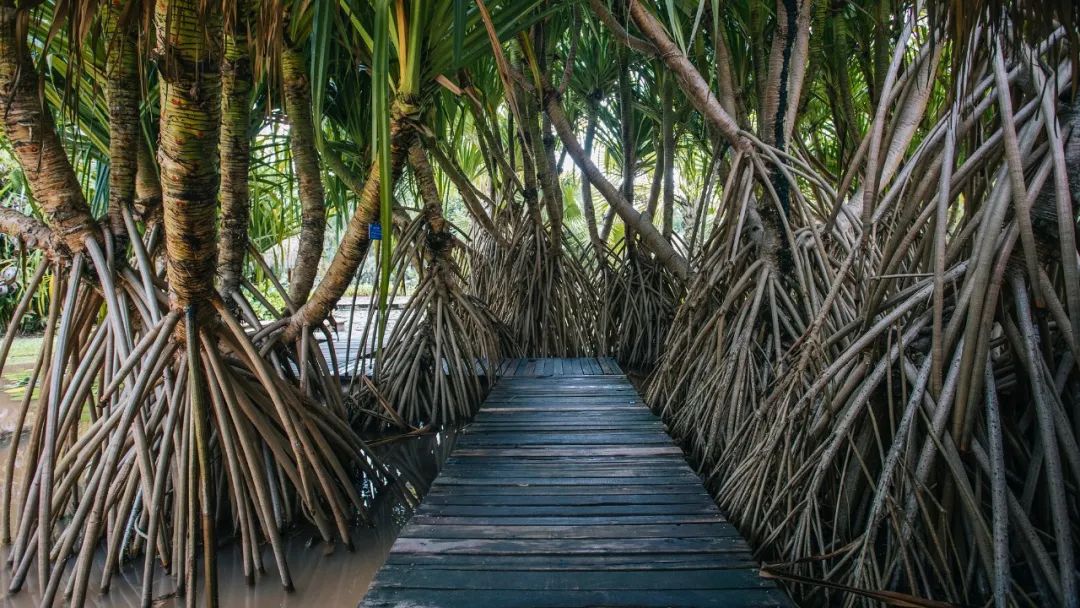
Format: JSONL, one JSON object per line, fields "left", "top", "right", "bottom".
{"left": 311, "top": 0, "right": 334, "bottom": 144}
{"left": 372, "top": 0, "right": 394, "bottom": 362}
{"left": 453, "top": 0, "right": 466, "bottom": 66}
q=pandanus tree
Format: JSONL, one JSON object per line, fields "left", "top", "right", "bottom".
{"left": 599, "top": 0, "right": 1080, "bottom": 606}
{"left": 348, "top": 0, "right": 523, "bottom": 426}
{"left": 0, "top": 2, "right": 381, "bottom": 606}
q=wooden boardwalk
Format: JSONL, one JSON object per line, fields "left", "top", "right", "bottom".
{"left": 361, "top": 358, "right": 792, "bottom": 607}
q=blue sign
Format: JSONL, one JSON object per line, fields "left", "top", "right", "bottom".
{"left": 369, "top": 222, "right": 382, "bottom": 240}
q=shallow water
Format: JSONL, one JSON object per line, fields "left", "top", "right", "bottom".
{"left": 0, "top": 425, "right": 457, "bottom": 607}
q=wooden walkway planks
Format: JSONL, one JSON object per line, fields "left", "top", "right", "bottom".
{"left": 362, "top": 358, "right": 792, "bottom": 608}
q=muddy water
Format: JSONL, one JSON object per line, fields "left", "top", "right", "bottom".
{"left": 0, "top": 401, "right": 457, "bottom": 608}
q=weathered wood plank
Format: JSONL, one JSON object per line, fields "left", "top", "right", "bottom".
{"left": 389, "top": 535, "right": 750, "bottom": 552}
{"left": 420, "top": 493, "right": 717, "bottom": 507}
{"left": 363, "top": 588, "right": 791, "bottom": 608}
{"left": 408, "top": 514, "right": 725, "bottom": 526}
{"left": 438, "top": 463, "right": 694, "bottom": 476}
{"left": 417, "top": 504, "right": 720, "bottom": 517}
{"left": 428, "top": 476, "right": 702, "bottom": 487}
{"left": 371, "top": 567, "right": 774, "bottom": 591}
{"left": 397, "top": 523, "right": 745, "bottom": 540}
{"left": 449, "top": 444, "right": 682, "bottom": 453}
{"left": 382, "top": 553, "right": 756, "bottom": 571}
{"left": 420, "top": 484, "right": 708, "bottom": 497}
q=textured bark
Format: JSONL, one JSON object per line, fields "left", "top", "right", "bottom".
{"left": 760, "top": 0, "right": 812, "bottom": 149}
{"left": 580, "top": 107, "right": 605, "bottom": 261}
{"left": 540, "top": 114, "right": 564, "bottom": 253}
{"left": 105, "top": 1, "right": 140, "bottom": 253}
{"left": 0, "top": 4, "right": 97, "bottom": 252}
{"left": 285, "top": 107, "right": 413, "bottom": 339}
{"left": 218, "top": 16, "right": 252, "bottom": 295}
{"left": 545, "top": 89, "right": 688, "bottom": 280}
{"left": 645, "top": 140, "right": 663, "bottom": 218}
{"left": 408, "top": 144, "right": 452, "bottom": 259}
{"left": 517, "top": 85, "right": 546, "bottom": 227}
{"left": 661, "top": 76, "right": 675, "bottom": 239}
{"left": 282, "top": 45, "right": 326, "bottom": 306}
{"left": 0, "top": 208, "right": 59, "bottom": 255}
{"left": 617, "top": 47, "right": 636, "bottom": 249}
{"left": 757, "top": 0, "right": 812, "bottom": 222}
{"left": 155, "top": 0, "right": 222, "bottom": 311}
{"left": 712, "top": 22, "right": 739, "bottom": 120}
{"left": 135, "top": 140, "right": 163, "bottom": 217}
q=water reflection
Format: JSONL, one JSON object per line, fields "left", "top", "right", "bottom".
{"left": 0, "top": 429, "right": 457, "bottom": 607}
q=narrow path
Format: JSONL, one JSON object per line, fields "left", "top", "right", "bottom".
{"left": 361, "top": 358, "right": 793, "bottom": 607}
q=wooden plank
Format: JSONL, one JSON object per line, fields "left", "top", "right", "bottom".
{"left": 363, "top": 588, "right": 791, "bottom": 608}
{"left": 589, "top": 357, "right": 605, "bottom": 375}
{"left": 371, "top": 567, "right": 774, "bottom": 591}
{"left": 459, "top": 428, "right": 667, "bottom": 436}
{"left": 419, "top": 484, "right": 707, "bottom": 497}
{"left": 390, "top": 535, "right": 749, "bottom": 552}
{"left": 452, "top": 446, "right": 684, "bottom": 457}
{"left": 420, "top": 493, "right": 717, "bottom": 507}
{"left": 417, "top": 504, "right": 719, "bottom": 517}
{"left": 597, "top": 356, "right": 615, "bottom": 374}
{"left": 438, "top": 463, "right": 693, "bottom": 475}
{"left": 382, "top": 553, "right": 756, "bottom": 571}
{"left": 428, "top": 476, "right": 703, "bottom": 487}
{"left": 471, "top": 412, "right": 644, "bottom": 420}
{"left": 482, "top": 387, "right": 640, "bottom": 395}
{"left": 454, "top": 435, "right": 674, "bottom": 447}
{"left": 408, "top": 515, "right": 725, "bottom": 526}
{"left": 397, "top": 523, "right": 744, "bottom": 540}
{"left": 441, "top": 455, "right": 690, "bottom": 467}
{"left": 604, "top": 356, "right": 623, "bottom": 374}
{"left": 489, "top": 378, "right": 630, "bottom": 386}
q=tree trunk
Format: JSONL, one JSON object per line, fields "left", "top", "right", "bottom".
{"left": 285, "top": 107, "right": 413, "bottom": 340}
{"left": 408, "top": 144, "right": 450, "bottom": 246}
{"left": 580, "top": 106, "right": 606, "bottom": 262}
{"left": 760, "top": 0, "right": 812, "bottom": 220}
{"left": 154, "top": 2, "right": 221, "bottom": 604}
{"left": 105, "top": 1, "right": 140, "bottom": 254}
{"left": 282, "top": 45, "right": 327, "bottom": 306}
{"left": 136, "top": 139, "right": 163, "bottom": 223}
{"left": 0, "top": 3, "right": 97, "bottom": 252}
{"left": 545, "top": 89, "right": 688, "bottom": 280}
{"left": 760, "top": 0, "right": 812, "bottom": 150}
{"left": 218, "top": 13, "right": 252, "bottom": 296}
{"left": 661, "top": 75, "right": 675, "bottom": 239}
{"left": 156, "top": 0, "right": 222, "bottom": 313}
{"left": 617, "top": 46, "right": 637, "bottom": 252}
{"left": 0, "top": 208, "right": 58, "bottom": 255}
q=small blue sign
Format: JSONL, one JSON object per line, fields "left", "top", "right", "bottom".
{"left": 369, "top": 222, "right": 382, "bottom": 240}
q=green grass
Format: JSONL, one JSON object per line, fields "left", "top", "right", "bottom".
{"left": 3, "top": 335, "right": 43, "bottom": 401}
{"left": 6, "top": 335, "right": 43, "bottom": 367}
